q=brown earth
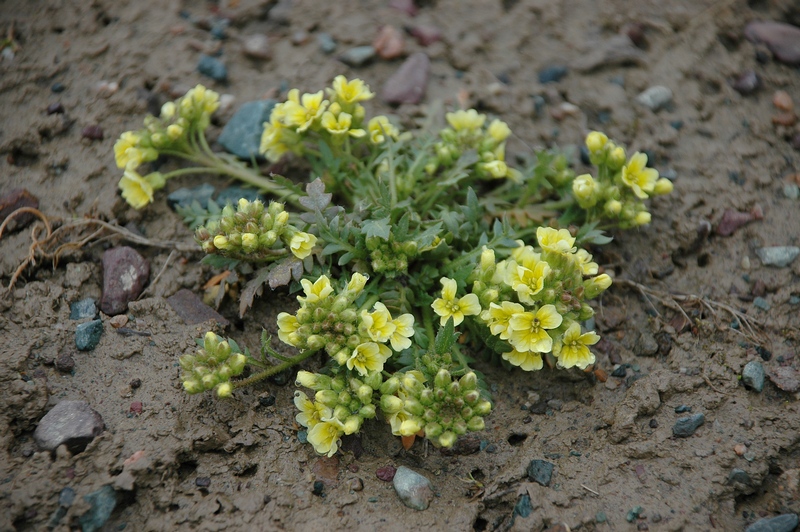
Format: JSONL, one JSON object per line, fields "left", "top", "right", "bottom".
{"left": 1, "top": 0, "right": 799, "bottom": 530}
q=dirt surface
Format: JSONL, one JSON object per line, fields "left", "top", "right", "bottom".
{"left": 2, "top": 0, "right": 800, "bottom": 530}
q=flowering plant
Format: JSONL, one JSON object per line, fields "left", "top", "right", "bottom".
{"left": 113, "top": 77, "right": 673, "bottom": 456}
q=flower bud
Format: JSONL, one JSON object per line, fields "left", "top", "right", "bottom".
{"left": 166, "top": 124, "right": 183, "bottom": 140}
{"left": 380, "top": 395, "right": 403, "bottom": 414}
{"left": 161, "top": 101, "right": 176, "bottom": 119}
{"left": 357, "top": 384, "right": 373, "bottom": 403}
{"left": 438, "top": 431, "right": 457, "bottom": 448}
{"left": 425, "top": 422, "right": 443, "bottom": 439}
{"left": 183, "top": 379, "right": 203, "bottom": 394}
{"left": 201, "top": 373, "right": 217, "bottom": 390}
{"left": 213, "top": 235, "right": 230, "bottom": 250}
{"left": 585, "top": 131, "right": 608, "bottom": 154}
{"left": 380, "top": 377, "right": 401, "bottom": 395}
{"left": 217, "top": 364, "right": 233, "bottom": 381}
{"left": 331, "top": 376, "right": 347, "bottom": 393}
{"left": 315, "top": 390, "right": 339, "bottom": 408}
{"left": 179, "top": 354, "right": 196, "bottom": 371}
{"left": 452, "top": 420, "right": 468, "bottom": 435}
{"left": 653, "top": 178, "right": 674, "bottom": 195}
{"left": 401, "top": 241, "right": 418, "bottom": 256}
{"left": 474, "top": 400, "right": 492, "bottom": 416}
{"left": 419, "top": 388, "right": 434, "bottom": 406}
{"left": 274, "top": 211, "right": 289, "bottom": 229}
{"left": 333, "top": 349, "right": 350, "bottom": 366}
{"left": 434, "top": 369, "right": 452, "bottom": 390}
{"left": 604, "top": 200, "right": 622, "bottom": 216}
{"left": 296, "top": 370, "right": 318, "bottom": 389}
{"left": 634, "top": 211, "right": 652, "bottom": 226}
{"left": 359, "top": 404, "right": 376, "bottom": 418}
{"left": 216, "top": 382, "right": 233, "bottom": 398}
{"left": 343, "top": 415, "right": 361, "bottom": 435}
{"left": 448, "top": 381, "right": 461, "bottom": 397}
{"left": 399, "top": 418, "right": 422, "bottom": 436}
{"left": 404, "top": 398, "right": 425, "bottom": 416}
{"left": 242, "top": 233, "right": 259, "bottom": 252}
{"left": 459, "top": 372, "right": 478, "bottom": 391}
{"left": 307, "top": 335, "right": 325, "bottom": 351}
{"left": 333, "top": 405, "right": 350, "bottom": 422}
{"left": 467, "top": 416, "right": 485, "bottom": 432}
{"left": 607, "top": 146, "right": 626, "bottom": 170}
{"left": 364, "top": 371, "right": 382, "bottom": 390}
{"left": 463, "top": 390, "right": 480, "bottom": 405}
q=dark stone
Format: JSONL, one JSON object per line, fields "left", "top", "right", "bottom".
{"left": 167, "top": 289, "right": 229, "bottom": 327}
{"left": 34, "top": 400, "right": 105, "bottom": 453}
{"left": 393, "top": 466, "right": 434, "bottom": 511}
{"left": 55, "top": 353, "right": 75, "bottom": 373}
{"left": 129, "top": 378, "right": 142, "bottom": 389}
{"left": 744, "top": 21, "right": 800, "bottom": 65}
{"left": 0, "top": 188, "right": 40, "bottom": 232}
{"left": 59, "top": 487, "right": 76, "bottom": 507}
{"left": 742, "top": 361, "right": 765, "bottom": 392}
{"left": 69, "top": 298, "right": 97, "bottom": 320}
{"left": 338, "top": 46, "right": 376, "bottom": 67}
{"left": 513, "top": 494, "right": 532, "bottom": 518}
{"left": 649, "top": 418, "right": 658, "bottom": 428}
{"left": 527, "top": 459, "right": 555, "bottom": 486}
{"left": 216, "top": 186, "right": 265, "bottom": 206}
{"left": 674, "top": 405, "right": 691, "bottom": 413}
{"left": 81, "top": 125, "right": 104, "bottom": 141}
{"left": 259, "top": 395, "right": 276, "bottom": 407}
{"left": 728, "top": 468, "right": 752, "bottom": 486}
{"left": 195, "top": 477, "right": 211, "bottom": 488}
{"left": 218, "top": 100, "right": 276, "bottom": 160}
{"left": 75, "top": 319, "right": 103, "bottom": 351}
{"left": 611, "top": 365, "right": 627, "bottom": 378}
{"left": 381, "top": 52, "right": 430, "bottom": 105}
{"left": 376, "top": 465, "right": 397, "bottom": 482}
{"left": 538, "top": 65, "right": 568, "bottom": 84}
{"left": 732, "top": 70, "right": 760, "bottom": 95}
{"left": 745, "top": 513, "right": 799, "bottom": 532}
{"left": 51, "top": 82, "right": 66, "bottom": 93}
{"left": 197, "top": 54, "right": 228, "bottom": 82}
{"left": 47, "top": 102, "right": 65, "bottom": 114}
{"left": 312, "top": 480, "right": 324, "bottom": 496}
{"left": 167, "top": 184, "right": 215, "bottom": 211}
{"left": 269, "top": 368, "right": 293, "bottom": 386}
{"left": 100, "top": 246, "right": 150, "bottom": 316}
{"left": 78, "top": 485, "right": 117, "bottom": 532}
{"left": 672, "top": 413, "right": 705, "bottom": 437}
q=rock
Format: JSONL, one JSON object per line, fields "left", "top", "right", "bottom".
{"left": 216, "top": 186, "right": 265, "bottom": 206}
{"left": 52, "top": 82, "right": 65, "bottom": 93}
{"left": 756, "top": 246, "right": 800, "bottom": 268}
{"left": 34, "top": 400, "right": 105, "bottom": 453}
{"left": 55, "top": 353, "right": 75, "bottom": 373}
{"left": 339, "top": 46, "right": 376, "bottom": 67}
{"left": 376, "top": 465, "right": 397, "bottom": 481}
{"left": 81, "top": 125, "right": 104, "bottom": 141}
{"left": 195, "top": 476, "right": 211, "bottom": 487}
{"left": 672, "top": 413, "right": 705, "bottom": 437}
{"left": 728, "top": 468, "right": 752, "bottom": 486}
{"left": 538, "top": 65, "right": 568, "bottom": 84}
{"left": 636, "top": 86, "right": 673, "bottom": 111}
{"left": 768, "top": 366, "right": 800, "bottom": 393}
{"left": 69, "top": 298, "right": 97, "bottom": 320}
{"left": 381, "top": 52, "right": 430, "bottom": 105}
{"left": 753, "top": 297, "right": 770, "bottom": 311}
{"left": 349, "top": 477, "right": 363, "bottom": 491}
{"left": 167, "top": 183, "right": 215, "bottom": 210}
{"left": 745, "top": 513, "right": 799, "bottom": 532}
{"left": 513, "top": 494, "right": 532, "bottom": 518}
{"left": 742, "top": 360, "right": 764, "bottom": 392}
{"left": 197, "top": 54, "right": 228, "bottom": 82}
{"left": 373, "top": 25, "right": 405, "bottom": 60}
{"left": 783, "top": 184, "right": 799, "bottom": 199}
{"left": 311, "top": 456, "right": 339, "bottom": 487}
{"left": 241, "top": 34, "right": 271, "bottom": 60}
{"left": 745, "top": 21, "right": 800, "bottom": 65}
{"left": 527, "top": 459, "right": 555, "bottom": 486}
{"left": 716, "top": 207, "right": 763, "bottom": 236}
{"left": 75, "top": 319, "right": 103, "bottom": 351}
{"left": 78, "top": 485, "right": 117, "bottom": 532}
{"left": 635, "top": 331, "right": 659, "bottom": 356}
{"left": 731, "top": 70, "right": 760, "bottom": 95}
{"left": 218, "top": 100, "right": 276, "bottom": 160}
{"left": 100, "top": 246, "right": 150, "bottom": 316}
{"left": 317, "top": 33, "right": 337, "bottom": 54}
{"left": 407, "top": 24, "right": 441, "bottom": 46}
{"left": 47, "top": 487, "right": 75, "bottom": 528}
{"left": 393, "top": 466, "right": 434, "bottom": 510}
{"left": 167, "top": 289, "right": 230, "bottom": 326}
{"left": 0, "top": 188, "right": 40, "bottom": 232}
{"left": 572, "top": 35, "right": 646, "bottom": 72}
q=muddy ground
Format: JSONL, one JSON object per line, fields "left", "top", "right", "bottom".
{"left": 1, "top": 0, "right": 800, "bottom": 530}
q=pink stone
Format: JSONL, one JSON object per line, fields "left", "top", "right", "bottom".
{"left": 381, "top": 52, "right": 430, "bottom": 105}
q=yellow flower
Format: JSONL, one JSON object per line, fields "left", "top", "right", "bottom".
{"left": 431, "top": 277, "right": 482, "bottom": 326}
{"left": 289, "top": 232, "right": 317, "bottom": 259}
{"left": 488, "top": 119, "right": 511, "bottom": 142}
{"left": 347, "top": 272, "right": 369, "bottom": 293}
{"left": 553, "top": 322, "right": 599, "bottom": 369}
{"left": 481, "top": 160, "right": 508, "bottom": 179}
{"left": 367, "top": 116, "right": 399, "bottom": 144}
{"left": 502, "top": 349, "right": 544, "bottom": 371}
{"left": 299, "top": 275, "right": 334, "bottom": 304}
{"left": 446, "top": 109, "right": 485, "bottom": 132}
{"left": 389, "top": 312, "right": 415, "bottom": 351}
{"left": 307, "top": 417, "right": 345, "bottom": 457}
{"left": 481, "top": 301, "right": 524, "bottom": 340}
{"left": 320, "top": 111, "right": 366, "bottom": 137}
{"left": 504, "top": 259, "right": 550, "bottom": 305}
{"left": 114, "top": 132, "right": 142, "bottom": 169}
{"left": 294, "top": 391, "right": 331, "bottom": 429}
{"left": 282, "top": 89, "right": 328, "bottom": 132}
{"left": 387, "top": 409, "right": 416, "bottom": 436}
{"left": 346, "top": 342, "right": 392, "bottom": 376}
{"left": 584, "top": 273, "right": 612, "bottom": 298}
{"left": 361, "top": 302, "right": 396, "bottom": 343}
{"left": 572, "top": 174, "right": 598, "bottom": 206}
{"left": 510, "top": 241, "right": 538, "bottom": 264}
{"left": 508, "top": 304, "right": 563, "bottom": 353}
{"left": 621, "top": 152, "right": 658, "bottom": 199}
{"left": 119, "top": 169, "right": 154, "bottom": 209}
{"left": 585, "top": 131, "right": 608, "bottom": 154}
{"left": 277, "top": 312, "right": 300, "bottom": 346}
{"left": 537, "top": 227, "right": 576, "bottom": 254}
{"left": 259, "top": 118, "right": 299, "bottom": 162}
{"left": 329, "top": 75, "right": 375, "bottom": 105}
{"left": 187, "top": 84, "right": 220, "bottom": 116}
{"left": 574, "top": 249, "right": 599, "bottom": 276}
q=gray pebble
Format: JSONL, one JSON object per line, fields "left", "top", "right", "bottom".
{"left": 526, "top": 459, "right": 555, "bottom": 486}
{"left": 75, "top": 319, "right": 103, "bottom": 351}
{"left": 742, "top": 360, "right": 765, "bottom": 392}
{"left": 393, "top": 466, "right": 434, "bottom": 510}
{"left": 672, "top": 413, "right": 705, "bottom": 437}
{"left": 745, "top": 513, "right": 799, "bottom": 532}
{"left": 783, "top": 184, "right": 799, "bottom": 199}
{"left": 69, "top": 298, "right": 97, "bottom": 320}
{"left": 338, "top": 46, "right": 375, "bottom": 67}
{"left": 78, "top": 485, "right": 117, "bottom": 532}
{"left": 317, "top": 33, "right": 337, "bottom": 54}
{"left": 100, "top": 246, "right": 150, "bottom": 316}
{"left": 728, "top": 468, "right": 752, "bottom": 486}
{"left": 745, "top": 21, "right": 800, "bottom": 65}
{"left": 756, "top": 246, "right": 800, "bottom": 268}
{"left": 242, "top": 34, "right": 271, "bottom": 60}
{"left": 731, "top": 70, "right": 760, "bottom": 95}
{"left": 636, "top": 85, "right": 673, "bottom": 111}
{"left": 753, "top": 297, "right": 770, "bottom": 311}
{"left": 635, "top": 331, "right": 659, "bottom": 356}
{"left": 218, "top": 100, "right": 276, "bottom": 160}
{"left": 197, "top": 54, "right": 228, "bottom": 82}
{"left": 34, "top": 400, "right": 105, "bottom": 453}
{"left": 381, "top": 52, "right": 430, "bottom": 105}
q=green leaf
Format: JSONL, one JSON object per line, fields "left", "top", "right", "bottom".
{"left": 322, "top": 242, "right": 348, "bottom": 256}
{"left": 361, "top": 216, "right": 391, "bottom": 240}
{"left": 433, "top": 318, "right": 458, "bottom": 355}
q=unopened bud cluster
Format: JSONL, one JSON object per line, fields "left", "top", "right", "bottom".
{"left": 379, "top": 369, "right": 491, "bottom": 448}
{"left": 196, "top": 198, "right": 317, "bottom": 261}
{"left": 425, "top": 109, "right": 521, "bottom": 182}
{"left": 365, "top": 235, "right": 419, "bottom": 278}
{"left": 179, "top": 332, "right": 246, "bottom": 398}
{"left": 574, "top": 131, "right": 674, "bottom": 228}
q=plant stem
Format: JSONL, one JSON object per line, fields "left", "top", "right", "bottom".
{"left": 232, "top": 348, "right": 317, "bottom": 389}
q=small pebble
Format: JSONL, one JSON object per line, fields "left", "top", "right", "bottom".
{"left": 81, "top": 125, "right": 104, "bottom": 141}
{"left": 745, "top": 513, "right": 799, "bottom": 532}
{"left": 349, "top": 478, "right": 363, "bottom": 491}
{"left": 672, "top": 413, "right": 705, "bottom": 437}
{"left": 291, "top": 30, "right": 309, "bottom": 46}
{"left": 753, "top": 297, "right": 770, "bottom": 311}
{"left": 195, "top": 477, "right": 211, "bottom": 488}
{"left": 312, "top": 480, "right": 324, "bottom": 496}
{"left": 376, "top": 465, "right": 397, "bottom": 481}
{"left": 513, "top": 494, "right": 533, "bottom": 518}
{"left": 34, "top": 400, "right": 105, "bottom": 453}
{"left": 55, "top": 353, "right": 75, "bottom": 373}
{"left": 197, "top": 55, "right": 228, "bottom": 82}
{"left": 381, "top": 52, "right": 429, "bottom": 105}
{"left": 742, "top": 360, "right": 765, "bottom": 392}
{"left": 783, "top": 184, "right": 799, "bottom": 199}
{"left": 773, "top": 90, "right": 794, "bottom": 112}
{"left": 129, "top": 378, "right": 141, "bottom": 389}
{"left": 218, "top": 99, "right": 277, "bottom": 160}
{"left": 51, "top": 82, "right": 66, "bottom": 93}
{"left": 389, "top": 0, "right": 418, "bottom": 16}
{"left": 716, "top": 207, "right": 763, "bottom": 236}
{"left": 527, "top": 459, "right": 555, "bottom": 486}
{"left": 75, "top": 320, "right": 103, "bottom": 351}
{"left": 649, "top": 418, "right": 658, "bottom": 428}
{"left": 756, "top": 246, "right": 800, "bottom": 268}
{"left": 407, "top": 24, "right": 441, "bottom": 46}
{"left": 317, "top": 33, "right": 337, "bottom": 54}
{"left": 100, "top": 247, "right": 150, "bottom": 316}
{"left": 373, "top": 25, "right": 405, "bottom": 60}
{"left": 734, "top": 443, "right": 747, "bottom": 456}
{"left": 129, "top": 402, "right": 143, "bottom": 415}
{"left": 94, "top": 81, "right": 119, "bottom": 98}
{"left": 47, "top": 102, "right": 65, "bottom": 114}
{"left": 728, "top": 468, "right": 752, "bottom": 486}
{"left": 621, "top": 22, "right": 646, "bottom": 48}
{"left": 768, "top": 366, "right": 800, "bottom": 393}
{"left": 538, "top": 65, "right": 568, "bottom": 84}
{"left": 627, "top": 506, "right": 644, "bottom": 522}
{"left": 242, "top": 34, "right": 271, "bottom": 60}
{"left": 70, "top": 298, "right": 97, "bottom": 320}
{"left": 636, "top": 85, "right": 673, "bottom": 111}
{"left": 109, "top": 315, "right": 128, "bottom": 328}
{"left": 393, "top": 466, "right": 434, "bottom": 511}
{"left": 297, "top": 430, "right": 307, "bottom": 443}
{"left": 258, "top": 395, "right": 276, "bottom": 407}
{"left": 338, "top": 46, "right": 376, "bottom": 67}
{"left": 731, "top": 70, "right": 760, "bottom": 95}
{"left": 596, "top": 511, "right": 607, "bottom": 523}
{"left": 745, "top": 21, "right": 800, "bottom": 65}
{"left": 674, "top": 405, "right": 692, "bottom": 413}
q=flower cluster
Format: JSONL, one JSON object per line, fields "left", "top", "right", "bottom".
{"left": 179, "top": 332, "right": 246, "bottom": 398}
{"left": 379, "top": 369, "right": 492, "bottom": 448}
{"left": 195, "top": 198, "right": 317, "bottom": 262}
{"left": 277, "top": 273, "right": 414, "bottom": 374}
{"left": 426, "top": 109, "right": 521, "bottom": 181}
{"left": 113, "top": 84, "right": 221, "bottom": 209}
{"left": 294, "top": 369, "right": 381, "bottom": 456}
{"left": 573, "top": 131, "right": 674, "bottom": 228}
{"left": 365, "top": 235, "right": 419, "bottom": 278}
{"left": 459, "top": 227, "right": 609, "bottom": 371}
{"left": 260, "top": 76, "right": 398, "bottom": 162}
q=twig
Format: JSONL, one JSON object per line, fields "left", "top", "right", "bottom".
{"left": 581, "top": 484, "right": 600, "bottom": 495}
{"left": 138, "top": 250, "right": 177, "bottom": 300}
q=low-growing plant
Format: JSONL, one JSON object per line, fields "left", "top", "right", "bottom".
{"left": 113, "top": 77, "right": 673, "bottom": 456}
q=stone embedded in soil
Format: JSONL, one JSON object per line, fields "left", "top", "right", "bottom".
{"left": 317, "top": 33, "right": 337, "bottom": 54}
{"left": 0, "top": 188, "right": 40, "bottom": 232}
{"left": 572, "top": 34, "right": 646, "bottom": 72}
{"left": 756, "top": 246, "right": 800, "bottom": 268}
{"left": 78, "top": 485, "right": 117, "bottom": 532}
{"left": 635, "top": 331, "right": 659, "bottom": 356}
{"left": 373, "top": 25, "right": 405, "bottom": 60}
{"left": 167, "top": 183, "right": 215, "bottom": 210}
{"left": 311, "top": 456, "right": 339, "bottom": 487}
{"left": 100, "top": 246, "right": 150, "bottom": 316}
{"left": 742, "top": 360, "right": 764, "bottom": 392}
{"left": 768, "top": 366, "right": 800, "bottom": 393}
{"left": 197, "top": 54, "right": 228, "bottom": 82}
{"left": 81, "top": 125, "right": 104, "bottom": 140}
{"left": 218, "top": 100, "right": 276, "bottom": 160}
{"left": 745, "top": 513, "right": 799, "bottom": 532}
{"left": 672, "top": 413, "right": 705, "bottom": 437}
{"left": 69, "top": 298, "right": 97, "bottom": 320}
{"left": 728, "top": 468, "right": 752, "bottom": 486}
{"left": 538, "top": 65, "right": 568, "bottom": 84}
{"left": 731, "top": 70, "right": 760, "bottom": 95}
{"left": 241, "top": 34, "right": 270, "bottom": 60}
{"left": 55, "top": 352, "right": 75, "bottom": 373}
{"left": 513, "top": 494, "right": 533, "bottom": 518}
{"left": 75, "top": 319, "right": 103, "bottom": 351}
{"left": 167, "top": 288, "right": 230, "bottom": 327}
{"left": 376, "top": 465, "right": 397, "bottom": 481}
{"left": 527, "top": 459, "right": 555, "bottom": 486}
{"left": 381, "top": 52, "right": 430, "bottom": 105}
{"left": 338, "top": 46, "right": 376, "bottom": 67}
{"left": 216, "top": 186, "right": 265, "bottom": 206}
{"left": 47, "top": 487, "right": 76, "bottom": 528}
{"left": 407, "top": 24, "right": 441, "bottom": 46}
{"left": 715, "top": 206, "right": 763, "bottom": 236}
{"left": 744, "top": 21, "right": 800, "bottom": 65}
{"left": 636, "top": 86, "right": 673, "bottom": 111}
{"left": 34, "top": 400, "right": 105, "bottom": 453}
{"left": 393, "top": 466, "right": 434, "bottom": 511}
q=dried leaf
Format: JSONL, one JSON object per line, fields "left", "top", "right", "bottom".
{"left": 239, "top": 267, "right": 271, "bottom": 317}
